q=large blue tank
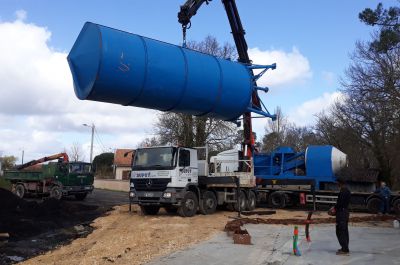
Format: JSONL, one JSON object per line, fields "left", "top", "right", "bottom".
{"left": 67, "top": 22, "right": 261, "bottom": 121}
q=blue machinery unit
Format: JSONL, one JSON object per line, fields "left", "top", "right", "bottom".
{"left": 254, "top": 145, "right": 348, "bottom": 189}
{"left": 68, "top": 22, "right": 276, "bottom": 121}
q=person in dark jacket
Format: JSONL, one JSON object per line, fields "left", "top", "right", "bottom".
{"left": 375, "top": 181, "right": 391, "bottom": 214}
{"left": 335, "top": 178, "right": 351, "bottom": 255}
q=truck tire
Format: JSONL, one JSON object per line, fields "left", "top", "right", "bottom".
{"left": 269, "top": 192, "right": 286, "bottom": 209}
{"left": 75, "top": 193, "right": 88, "bottom": 201}
{"left": 234, "top": 190, "right": 247, "bottom": 212}
{"left": 178, "top": 191, "right": 198, "bottom": 217}
{"left": 392, "top": 199, "right": 400, "bottom": 215}
{"left": 367, "top": 197, "right": 381, "bottom": 214}
{"left": 50, "top": 186, "right": 63, "bottom": 200}
{"left": 199, "top": 191, "right": 217, "bottom": 215}
{"left": 14, "top": 184, "right": 25, "bottom": 199}
{"left": 246, "top": 191, "right": 256, "bottom": 211}
{"left": 140, "top": 205, "right": 160, "bottom": 215}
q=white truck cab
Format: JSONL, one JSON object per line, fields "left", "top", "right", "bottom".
{"left": 131, "top": 146, "right": 198, "bottom": 189}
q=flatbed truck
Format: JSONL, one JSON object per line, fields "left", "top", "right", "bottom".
{"left": 129, "top": 146, "right": 255, "bottom": 217}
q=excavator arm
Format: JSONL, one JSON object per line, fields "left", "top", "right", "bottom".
{"left": 17, "top": 152, "right": 69, "bottom": 170}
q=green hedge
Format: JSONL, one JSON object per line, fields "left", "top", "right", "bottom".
{"left": 0, "top": 177, "right": 11, "bottom": 190}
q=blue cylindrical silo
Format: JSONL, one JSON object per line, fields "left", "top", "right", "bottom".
{"left": 67, "top": 22, "right": 254, "bottom": 121}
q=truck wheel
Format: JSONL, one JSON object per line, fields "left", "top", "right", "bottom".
{"left": 14, "top": 184, "right": 25, "bottom": 199}
{"left": 178, "top": 191, "right": 198, "bottom": 217}
{"left": 199, "top": 191, "right": 217, "bottom": 215}
{"left": 50, "top": 186, "right": 63, "bottom": 200}
{"left": 234, "top": 191, "right": 247, "bottom": 212}
{"left": 269, "top": 192, "right": 286, "bottom": 208}
{"left": 367, "top": 197, "right": 381, "bottom": 214}
{"left": 392, "top": 199, "right": 400, "bottom": 215}
{"left": 140, "top": 205, "right": 160, "bottom": 215}
{"left": 75, "top": 193, "right": 88, "bottom": 201}
{"left": 246, "top": 191, "right": 256, "bottom": 211}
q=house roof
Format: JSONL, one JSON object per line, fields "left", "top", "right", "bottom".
{"left": 114, "top": 149, "right": 134, "bottom": 167}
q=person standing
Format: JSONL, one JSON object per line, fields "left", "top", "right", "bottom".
{"left": 335, "top": 178, "right": 351, "bottom": 255}
{"left": 377, "top": 181, "right": 391, "bottom": 214}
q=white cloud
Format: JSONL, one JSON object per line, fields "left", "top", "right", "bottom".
{"left": 248, "top": 47, "right": 312, "bottom": 87}
{"left": 15, "top": 10, "right": 27, "bottom": 21}
{"left": 288, "top": 91, "right": 343, "bottom": 126}
{"left": 321, "top": 71, "right": 336, "bottom": 86}
{"left": 0, "top": 12, "right": 157, "bottom": 161}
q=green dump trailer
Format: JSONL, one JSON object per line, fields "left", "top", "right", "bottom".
{"left": 4, "top": 161, "right": 94, "bottom": 200}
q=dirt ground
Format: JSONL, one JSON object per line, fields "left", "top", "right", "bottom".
{"left": 0, "top": 188, "right": 127, "bottom": 264}
{"left": 19, "top": 205, "right": 395, "bottom": 265}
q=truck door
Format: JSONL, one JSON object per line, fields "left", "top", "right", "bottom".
{"left": 189, "top": 149, "right": 198, "bottom": 182}
{"left": 178, "top": 148, "right": 195, "bottom": 184}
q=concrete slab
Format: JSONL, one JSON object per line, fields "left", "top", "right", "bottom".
{"left": 148, "top": 224, "right": 400, "bottom": 265}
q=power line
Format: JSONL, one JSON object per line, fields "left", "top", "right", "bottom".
{"left": 94, "top": 127, "right": 107, "bottom": 153}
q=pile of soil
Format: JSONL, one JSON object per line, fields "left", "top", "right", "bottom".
{"left": 0, "top": 188, "right": 98, "bottom": 239}
{"left": 225, "top": 214, "right": 396, "bottom": 232}
{"left": 0, "top": 188, "right": 107, "bottom": 264}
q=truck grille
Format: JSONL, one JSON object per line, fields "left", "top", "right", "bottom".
{"left": 132, "top": 178, "right": 171, "bottom": 191}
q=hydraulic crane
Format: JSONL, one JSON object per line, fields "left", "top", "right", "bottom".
{"left": 16, "top": 152, "right": 69, "bottom": 170}
{"left": 178, "top": 0, "right": 275, "bottom": 159}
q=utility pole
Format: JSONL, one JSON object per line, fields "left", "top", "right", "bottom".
{"left": 83, "top": 123, "right": 95, "bottom": 163}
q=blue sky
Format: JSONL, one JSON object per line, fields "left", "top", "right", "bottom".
{"left": 0, "top": 0, "right": 396, "bottom": 161}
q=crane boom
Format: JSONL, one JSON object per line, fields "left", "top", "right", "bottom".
{"left": 178, "top": 0, "right": 262, "bottom": 158}
{"left": 16, "top": 152, "right": 69, "bottom": 170}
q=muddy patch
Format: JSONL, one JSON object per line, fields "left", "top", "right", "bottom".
{"left": 0, "top": 188, "right": 112, "bottom": 264}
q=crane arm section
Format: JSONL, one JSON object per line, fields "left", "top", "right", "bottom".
{"left": 178, "top": 0, "right": 212, "bottom": 46}
{"left": 178, "top": 0, "right": 274, "bottom": 158}
{"left": 17, "top": 152, "right": 69, "bottom": 170}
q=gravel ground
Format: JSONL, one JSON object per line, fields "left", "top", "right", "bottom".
{"left": 17, "top": 200, "right": 393, "bottom": 265}
{"left": 20, "top": 205, "right": 232, "bottom": 265}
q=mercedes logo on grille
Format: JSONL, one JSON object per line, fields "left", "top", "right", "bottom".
{"left": 146, "top": 179, "right": 153, "bottom": 188}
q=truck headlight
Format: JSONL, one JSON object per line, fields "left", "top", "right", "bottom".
{"left": 130, "top": 182, "right": 134, "bottom": 188}
{"left": 163, "top": 192, "right": 172, "bottom": 198}
{"left": 129, "top": 191, "right": 136, "bottom": 198}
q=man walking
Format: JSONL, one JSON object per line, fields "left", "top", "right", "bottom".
{"left": 335, "top": 178, "right": 351, "bottom": 255}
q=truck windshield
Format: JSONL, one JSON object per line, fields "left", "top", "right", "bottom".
{"left": 69, "top": 163, "right": 91, "bottom": 173}
{"left": 133, "top": 147, "right": 176, "bottom": 170}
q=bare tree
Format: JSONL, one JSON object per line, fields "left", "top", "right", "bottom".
{"left": 69, "top": 142, "right": 85, "bottom": 162}
{"left": 315, "top": 31, "right": 400, "bottom": 186}
{"left": 262, "top": 107, "right": 320, "bottom": 152}
{"left": 137, "top": 136, "right": 160, "bottom": 148}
